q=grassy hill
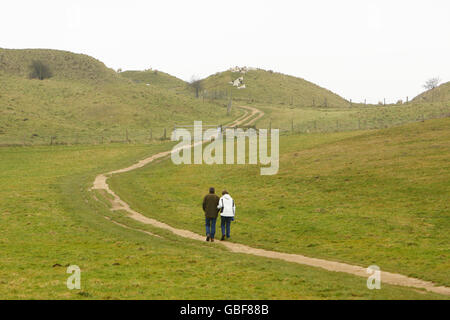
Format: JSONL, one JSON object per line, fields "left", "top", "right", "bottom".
{"left": 414, "top": 81, "right": 450, "bottom": 103}
{"left": 120, "top": 69, "right": 189, "bottom": 93}
{"left": 200, "top": 68, "right": 350, "bottom": 107}
{"left": 110, "top": 117, "right": 450, "bottom": 287}
{"left": 0, "top": 48, "right": 119, "bottom": 81}
{"left": 0, "top": 49, "right": 238, "bottom": 145}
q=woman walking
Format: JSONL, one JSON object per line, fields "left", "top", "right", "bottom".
{"left": 217, "top": 190, "right": 236, "bottom": 241}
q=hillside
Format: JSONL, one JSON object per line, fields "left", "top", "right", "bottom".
{"left": 414, "top": 81, "right": 450, "bottom": 103}
{"left": 200, "top": 67, "right": 349, "bottom": 107}
{"left": 0, "top": 49, "right": 237, "bottom": 145}
{"left": 0, "top": 48, "right": 119, "bottom": 81}
{"left": 120, "top": 69, "right": 189, "bottom": 93}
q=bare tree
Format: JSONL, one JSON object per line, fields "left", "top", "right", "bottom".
{"left": 423, "top": 77, "right": 441, "bottom": 90}
{"left": 189, "top": 76, "right": 203, "bottom": 98}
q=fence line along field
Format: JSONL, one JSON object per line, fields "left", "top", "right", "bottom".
{"left": 2, "top": 102, "right": 449, "bottom": 146}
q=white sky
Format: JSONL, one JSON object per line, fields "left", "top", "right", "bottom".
{"left": 1, "top": 0, "right": 449, "bottom": 103}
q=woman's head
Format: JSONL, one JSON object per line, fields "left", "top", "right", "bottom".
{"left": 222, "top": 190, "right": 229, "bottom": 195}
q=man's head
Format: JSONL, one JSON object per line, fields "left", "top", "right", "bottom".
{"left": 209, "top": 187, "right": 215, "bottom": 194}
{"left": 222, "top": 190, "right": 229, "bottom": 195}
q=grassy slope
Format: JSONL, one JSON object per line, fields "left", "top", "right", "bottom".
{"left": 120, "top": 69, "right": 189, "bottom": 93}
{"left": 1, "top": 144, "right": 444, "bottom": 299}
{"left": 198, "top": 69, "right": 449, "bottom": 133}
{"left": 0, "top": 48, "right": 118, "bottom": 81}
{"left": 200, "top": 68, "right": 349, "bottom": 107}
{"left": 255, "top": 102, "right": 450, "bottom": 133}
{"left": 414, "top": 81, "right": 450, "bottom": 103}
{"left": 111, "top": 118, "right": 450, "bottom": 286}
{"left": 0, "top": 49, "right": 238, "bottom": 144}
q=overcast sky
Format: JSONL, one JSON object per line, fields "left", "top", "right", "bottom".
{"left": 1, "top": 0, "right": 449, "bottom": 103}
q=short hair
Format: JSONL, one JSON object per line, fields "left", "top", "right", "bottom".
{"left": 222, "top": 190, "right": 229, "bottom": 195}
{"left": 209, "top": 187, "right": 215, "bottom": 193}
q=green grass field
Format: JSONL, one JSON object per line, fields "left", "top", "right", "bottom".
{"left": 110, "top": 117, "right": 450, "bottom": 288}
{"left": 2, "top": 143, "right": 447, "bottom": 299}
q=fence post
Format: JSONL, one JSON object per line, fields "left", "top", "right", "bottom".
{"left": 358, "top": 119, "right": 361, "bottom": 130}
{"left": 314, "top": 121, "right": 317, "bottom": 131}
{"left": 163, "top": 128, "right": 167, "bottom": 140}
{"left": 291, "top": 120, "right": 294, "bottom": 133}
{"left": 126, "top": 129, "right": 129, "bottom": 143}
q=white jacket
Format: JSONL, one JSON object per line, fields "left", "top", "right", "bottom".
{"left": 217, "top": 194, "right": 236, "bottom": 217}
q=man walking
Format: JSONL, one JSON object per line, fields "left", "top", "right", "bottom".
{"left": 202, "top": 187, "right": 220, "bottom": 242}
{"left": 217, "top": 190, "right": 236, "bottom": 241}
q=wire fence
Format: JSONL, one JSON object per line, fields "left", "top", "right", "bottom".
{"left": 278, "top": 112, "right": 450, "bottom": 135}
{"left": 0, "top": 127, "right": 172, "bottom": 146}
{"left": 1, "top": 112, "right": 449, "bottom": 147}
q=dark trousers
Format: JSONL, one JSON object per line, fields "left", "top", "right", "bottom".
{"left": 221, "top": 216, "right": 233, "bottom": 238}
{"left": 205, "top": 217, "right": 217, "bottom": 238}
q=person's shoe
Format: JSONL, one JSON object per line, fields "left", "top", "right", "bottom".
{"left": 206, "top": 234, "right": 210, "bottom": 242}
{"left": 221, "top": 235, "right": 225, "bottom": 241}
{"left": 210, "top": 238, "right": 214, "bottom": 242}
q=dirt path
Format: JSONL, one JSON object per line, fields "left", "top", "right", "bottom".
{"left": 92, "top": 105, "right": 449, "bottom": 296}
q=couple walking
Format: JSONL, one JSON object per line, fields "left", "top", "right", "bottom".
{"left": 202, "top": 187, "right": 236, "bottom": 242}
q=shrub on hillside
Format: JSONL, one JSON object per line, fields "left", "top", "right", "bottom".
{"left": 29, "top": 60, "right": 52, "bottom": 80}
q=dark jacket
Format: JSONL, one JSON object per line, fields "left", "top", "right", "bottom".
{"left": 203, "top": 193, "right": 220, "bottom": 218}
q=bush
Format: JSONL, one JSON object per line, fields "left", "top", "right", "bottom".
{"left": 29, "top": 60, "right": 52, "bottom": 80}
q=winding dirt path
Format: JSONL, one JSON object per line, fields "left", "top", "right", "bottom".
{"left": 92, "top": 105, "right": 449, "bottom": 296}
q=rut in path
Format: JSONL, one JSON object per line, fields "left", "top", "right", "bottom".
{"left": 92, "top": 105, "right": 449, "bottom": 296}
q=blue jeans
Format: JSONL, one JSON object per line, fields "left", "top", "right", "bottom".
{"left": 205, "top": 217, "right": 217, "bottom": 238}
{"left": 221, "top": 216, "right": 233, "bottom": 238}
